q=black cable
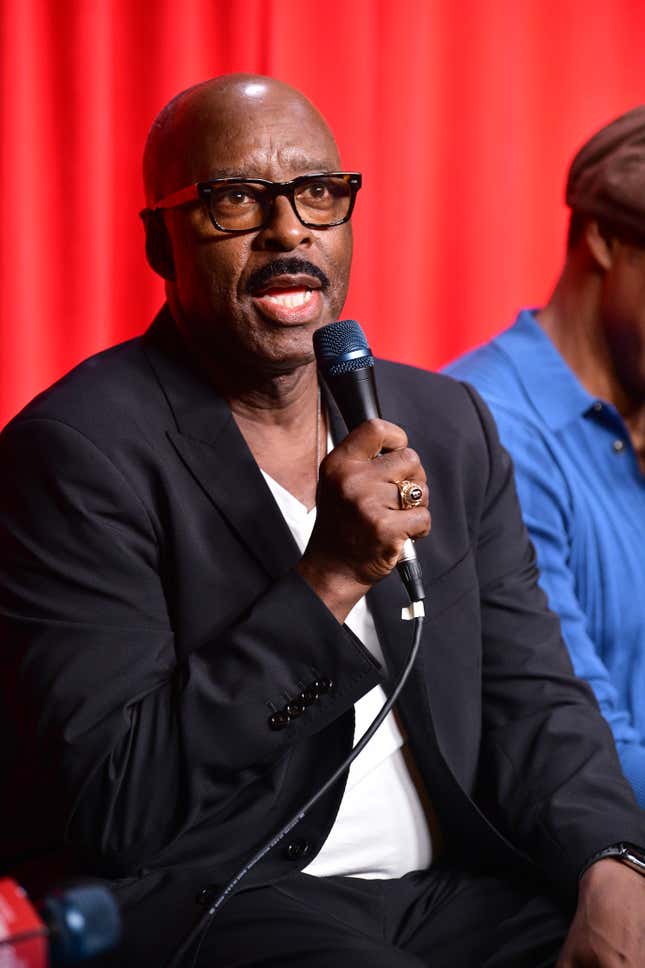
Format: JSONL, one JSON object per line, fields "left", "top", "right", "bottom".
{"left": 165, "top": 613, "right": 424, "bottom": 968}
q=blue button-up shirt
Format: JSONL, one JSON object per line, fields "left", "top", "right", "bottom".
{"left": 445, "top": 310, "right": 645, "bottom": 805}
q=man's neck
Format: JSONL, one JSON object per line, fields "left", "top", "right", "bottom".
{"left": 536, "top": 266, "right": 645, "bottom": 472}
{"left": 169, "top": 312, "right": 326, "bottom": 506}
{"left": 223, "top": 364, "right": 324, "bottom": 511}
{"left": 536, "top": 269, "right": 619, "bottom": 403}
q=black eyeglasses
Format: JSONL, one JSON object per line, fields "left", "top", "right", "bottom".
{"left": 143, "top": 172, "right": 362, "bottom": 232}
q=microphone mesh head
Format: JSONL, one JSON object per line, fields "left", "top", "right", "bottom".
{"left": 42, "top": 884, "right": 121, "bottom": 962}
{"left": 313, "top": 320, "right": 374, "bottom": 376}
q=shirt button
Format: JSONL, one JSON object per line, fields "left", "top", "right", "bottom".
{"left": 286, "top": 839, "right": 311, "bottom": 860}
{"left": 612, "top": 439, "right": 625, "bottom": 453}
{"left": 268, "top": 710, "right": 290, "bottom": 730}
{"left": 592, "top": 401, "right": 603, "bottom": 412}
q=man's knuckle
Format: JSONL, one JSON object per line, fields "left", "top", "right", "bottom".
{"left": 402, "top": 446, "right": 419, "bottom": 464}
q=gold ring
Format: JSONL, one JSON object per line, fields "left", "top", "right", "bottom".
{"left": 396, "top": 480, "right": 423, "bottom": 510}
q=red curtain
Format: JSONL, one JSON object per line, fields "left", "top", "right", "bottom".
{"left": 2, "top": 0, "right": 645, "bottom": 427}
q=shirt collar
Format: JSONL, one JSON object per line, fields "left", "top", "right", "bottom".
{"left": 496, "top": 309, "right": 596, "bottom": 431}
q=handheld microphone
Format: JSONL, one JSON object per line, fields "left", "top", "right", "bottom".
{"left": 313, "top": 319, "right": 425, "bottom": 604}
{"left": 0, "top": 878, "right": 121, "bottom": 967}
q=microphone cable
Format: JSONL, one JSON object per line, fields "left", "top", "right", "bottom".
{"left": 165, "top": 607, "right": 425, "bottom": 968}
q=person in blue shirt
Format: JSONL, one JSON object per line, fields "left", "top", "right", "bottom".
{"left": 446, "top": 106, "right": 645, "bottom": 806}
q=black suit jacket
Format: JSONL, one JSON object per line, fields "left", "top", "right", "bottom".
{"left": 1, "top": 307, "right": 643, "bottom": 961}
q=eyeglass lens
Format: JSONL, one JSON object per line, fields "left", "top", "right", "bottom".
{"left": 208, "top": 176, "right": 353, "bottom": 230}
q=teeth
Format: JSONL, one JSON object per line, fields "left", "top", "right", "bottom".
{"left": 266, "top": 289, "right": 312, "bottom": 308}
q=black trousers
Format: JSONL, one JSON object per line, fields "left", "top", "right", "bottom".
{"left": 192, "top": 864, "right": 570, "bottom": 967}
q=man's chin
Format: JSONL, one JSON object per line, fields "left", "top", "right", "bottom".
{"left": 173, "top": 298, "right": 339, "bottom": 384}
{"left": 262, "top": 348, "right": 317, "bottom": 376}
{"left": 200, "top": 330, "right": 318, "bottom": 385}
{"left": 252, "top": 329, "right": 318, "bottom": 375}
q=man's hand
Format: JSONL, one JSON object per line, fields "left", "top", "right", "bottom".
{"left": 556, "top": 858, "right": 645, "bottom": 966}
{"left": 297, "top": 418, "right": 431, "bottom": 622}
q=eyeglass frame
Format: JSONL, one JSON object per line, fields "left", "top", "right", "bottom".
{"left": 141, "top": 171, "right": 362, "bottom": 232}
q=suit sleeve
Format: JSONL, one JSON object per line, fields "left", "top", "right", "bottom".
{"left": 481, "top": 400, "right": 645, "bottom": 808}
{"left": 462, "top": 385, "right": 645, "bottom": 893}
{"left": 0, "top": 417, "right": 379, "bottom": 871}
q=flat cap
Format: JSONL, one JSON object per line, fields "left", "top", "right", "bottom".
{"left": 566, "top": 105, "right": 645, "bottom": 238}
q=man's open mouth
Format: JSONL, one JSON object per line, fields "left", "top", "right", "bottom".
{"left": 258, "top": 286, "right": 315, "bottom": 309}
{"left": 249, "top": 268, "right": 325, "bottom": 324}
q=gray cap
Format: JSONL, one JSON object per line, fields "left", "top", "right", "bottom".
{"left": 566, "top": 105, "right": 645, "bottom": 237}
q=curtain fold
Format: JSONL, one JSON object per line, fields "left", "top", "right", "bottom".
{"left": 2, "top": 0, "right": 644, "bottom": 426}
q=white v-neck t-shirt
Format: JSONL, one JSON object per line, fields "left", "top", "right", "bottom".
{"left": 261, "top": 469, "right": 432, "bottom": 879}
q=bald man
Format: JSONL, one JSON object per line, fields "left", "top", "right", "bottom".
{"left": 1, "top": 76, "right": 644, "bottom": 967}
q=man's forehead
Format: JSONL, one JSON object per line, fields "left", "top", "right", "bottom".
{"left": 203, "top": 149, "right": 340, "bottom": 180}
{"left": 186, "top": 82, "right": 334, "bottom": 142}
{"left": 182, "top": 119, "right": 340, "bottom": 182}
{"left": 145, "top": 74, "right": 340, "bottom": 201}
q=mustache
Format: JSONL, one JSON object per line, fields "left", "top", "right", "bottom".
{"left": 246, "top": 258, "right": 330, "bottom": 293}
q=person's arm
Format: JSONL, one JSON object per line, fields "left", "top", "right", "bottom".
{"left": 0, "top": 416, "right": 380, "bottom": 873}
{"left": 484, "top": 400, "right": 645, "bottom": 807}
{"left": 557, "top": 859, "right": 645, "bottom": 966}
{"left": 461, "top": 386, "right": 645, "bottom": 897}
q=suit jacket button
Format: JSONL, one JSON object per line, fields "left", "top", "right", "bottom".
{"left": 300, "top": 688, "right": 317, "bottom": 706}
{"left": 314, "top": 678, "right": 333, "bottom": 695}
{"left": 196, "top": 885, "right": 217, "bottom": 907}
{"left": 286, "top": 839, "right": 311, "bottom": 860}
{"left": 286, "top": 700, "right": 305, "bottom": 718}
{"left": 269, "top": 710, "right": 290, "bottom": 730}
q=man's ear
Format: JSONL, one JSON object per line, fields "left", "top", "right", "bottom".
{"left": 584, "top": 219, "right": 614, "bottom": 273}
{"left": 141, "top": 211, "right": 176, "bottom": 281}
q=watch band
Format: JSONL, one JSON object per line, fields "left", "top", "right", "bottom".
{"left": 580, "top": 842, "right": 645, "bottom": 879}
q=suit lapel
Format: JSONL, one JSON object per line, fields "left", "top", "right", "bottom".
{"left": 367, "top": 574, "right": 414, "bottom": 686}
{"left": 168, "top": 428, "right": 301, "bottom": 579}
{"left": 368, "top": 570, "right": 524, "bottom": 868}
{"left": 143, "top": 308, "right": 300, "bottom": 579}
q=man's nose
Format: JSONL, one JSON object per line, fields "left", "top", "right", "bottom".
{"left": 257, "top": 195, "right": 313, "bottom": 251}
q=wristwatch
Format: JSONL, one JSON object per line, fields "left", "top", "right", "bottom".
{"left": 581, "top": 842, "right": 645, "bottom": 878}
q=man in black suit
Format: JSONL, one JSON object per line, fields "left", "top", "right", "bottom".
{"left": 1, "top": 74, "right": 645, "bottom": 967}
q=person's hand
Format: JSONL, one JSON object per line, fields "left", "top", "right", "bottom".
{"left": 556, "top": 857, "right": 645, "bottom": 966}
{"left": 297, "top": 418, "right": 430, "bottom": 622}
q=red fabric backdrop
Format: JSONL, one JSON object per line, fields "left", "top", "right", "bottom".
{"left": 2, "top": 0, "right": 645, "bottom": 427}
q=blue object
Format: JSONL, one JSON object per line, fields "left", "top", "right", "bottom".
{"left": 445, "top": 309, "right": 645, "bottom": 805}
{"left": 313, "top": 319, "right": 374, "bottom": 375}
{"left": 40, "top": 883, "right": 121, "bottom": 964}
